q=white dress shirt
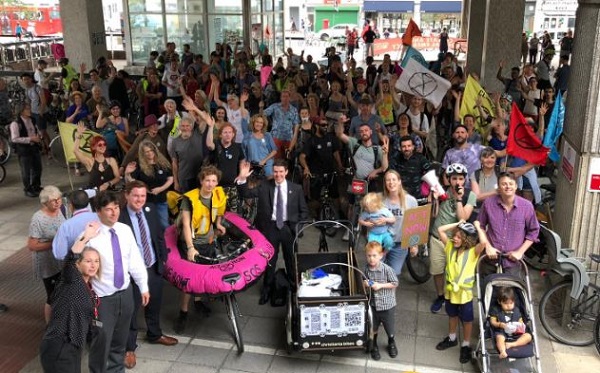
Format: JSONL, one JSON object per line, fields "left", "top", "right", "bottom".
{"left": 271, "top": 180, "right": 288, "bottom": 222}
{"left": 88, "top": 222, "right": 149, "bottom": 297}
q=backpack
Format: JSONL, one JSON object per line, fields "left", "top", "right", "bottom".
{"left": 351, "top": 141, "right": 380, "bottom": 173}
{"left": 270, "top": 268, "right": 291, "bottom": 307}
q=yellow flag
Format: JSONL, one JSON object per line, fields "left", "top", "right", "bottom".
{"left": 58, "top": 122, "right": 100, "bottom": 163}
{"left": 459, "top": 75, "right": 495, "bottom": 131}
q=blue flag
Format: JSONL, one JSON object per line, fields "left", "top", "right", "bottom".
{"left": 543, "top": 91, "right": 565, "bottom": 162}
{"left": 401, "top": 46, "right": 428, "bottom": 68}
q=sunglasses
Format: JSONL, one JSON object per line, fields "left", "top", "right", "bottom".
{"left": 96, "top": 143, "right": 107, "bottom": 147}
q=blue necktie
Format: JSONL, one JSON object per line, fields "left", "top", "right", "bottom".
{"left": 110, "top": 228, "right": 124, "bottom": 288}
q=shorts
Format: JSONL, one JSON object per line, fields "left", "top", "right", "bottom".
{"left": 445, "top": 300, "right": 474, "bottom": 322}
{"left": 43, "top": 272, "right": 61, "bottom": 304}
{"left": 371, "top": 306, "right": 396, "bottom": 336}
{"left": 429, "top": 235, "right": 446, "bottom": 275}
{"left": 367, "top": 231, "right": 394, "bottom": 250}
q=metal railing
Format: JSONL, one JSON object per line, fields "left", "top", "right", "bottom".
{"left": 0, "top": 37, "right": 64, "bottom": 70}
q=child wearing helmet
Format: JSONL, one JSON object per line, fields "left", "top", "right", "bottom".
{"left": 434, "top": 219, "right": 487, "bottom": 364}
{"left": 430, "top": 162, "right": 477, "bottom": 314}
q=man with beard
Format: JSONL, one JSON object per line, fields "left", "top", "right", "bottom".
{"left": 442, "top": 124, "right": 486, "bottom": 187}
{"left": 336, "top": 118, "right": 389, "bottom": 241}
{"left": 170, "top": 117, "right": 204, "bottom": 193}
{"left": 299, "top": 119, "right": 344, "bottom": 217}
{"left": 390, "top": 136, "right": 431, "bottom": 199}
{"left": 121, "top": 115, "right": 170, "bottom": 169}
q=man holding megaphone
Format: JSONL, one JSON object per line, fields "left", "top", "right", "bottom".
{"left": 428, "top": 163, "right": 477, "bottom": 314}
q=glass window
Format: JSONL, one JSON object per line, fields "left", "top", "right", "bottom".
{"left": 274, "top": 0, "right": 283, "bottom": 12}
{"left": 207, "top": 0, "right": 242, "bottom": 14}
{"left": 129, "top": 0, "right": 163, "bottom": 13}
{"left": 567, "top": 18, "right": 575, "bottom": 28}
{"left": 274, "top": 11, "right": 284, "bottom": 56}
{"left": 130, "top": 14, "right": 164, "bottom": 64}
{"left": 165, "top": 14, "right": 207, "bottom": 56}
{"left": 263, "top": 0, "right": 273, "bottom": 12}
{"left": 208, "top": 14, "right": 243, "bottom": 47}
{"left": 251, "top": 1, "right": 261, "bottom": 13}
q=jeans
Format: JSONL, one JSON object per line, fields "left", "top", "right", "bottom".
{"left": 384, "top": 242, "right": 409, "bottom": 276}
{"left": 155, "top": 202, "right": 169, "bottom": 230}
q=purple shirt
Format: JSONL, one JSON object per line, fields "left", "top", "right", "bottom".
{"left": 478, "top": 195, "right": 539, "bottom": 267}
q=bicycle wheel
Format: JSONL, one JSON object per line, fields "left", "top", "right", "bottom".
{"left": 319, "top": 203, "right": 338, "bottom": 237}
{"left": 539, "top": 281, "right": 599, "bottom": 346}
{"left": 225, "top": 293, "right": 244, "bottom": 353}
{"left": 0, "top": 135, "right": 10, "bottom": 165}
{"left": 0, "top": 164, "right": 5, "bottom": 183}
{"left": 595, "top": 313, "right": 600, "bottom": 356}
{"left": 49, "top": 136, "right": 67, "bottom": 166}
{"left": 406, "top": 245, "right": 431, "bottom": 284}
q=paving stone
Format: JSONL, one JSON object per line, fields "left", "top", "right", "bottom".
{"left": 167, "top": 362, "right": 217, "bottom": 373}
{"left": 416, "top": 312, "right": 449, "bottom": 338}
{"left": 222, "top": 350, "right": 274, "bottom": 373}
{"left": 176, "top": 345, "right": 230, "bottom": 368}
{"left": 414, "top": 335, "right": 463, "bottom": 371}
{"left": 267, "top": 355, "right": 320, "bottom": 373}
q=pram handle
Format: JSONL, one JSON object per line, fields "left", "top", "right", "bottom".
{"left": 477, "top": 253, "right": 530, "bottom": 277}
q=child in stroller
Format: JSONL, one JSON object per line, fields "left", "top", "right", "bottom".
{"left": 489, "top": 287, "right": 532, "bottom": 359}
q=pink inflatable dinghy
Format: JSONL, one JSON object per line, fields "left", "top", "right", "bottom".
{"left": 163, "top": 212, "right": 275, "bottom": 295}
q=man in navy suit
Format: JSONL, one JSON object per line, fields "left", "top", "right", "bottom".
{"left": 119, "top": 181, "right": 178, "bottom": 368}
{"left": 239, "top": 159, "right": 309, "bottom": 304}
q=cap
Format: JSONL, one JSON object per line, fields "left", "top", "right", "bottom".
{"left": 144, "top": 114, "right": 159, "bottom": 127}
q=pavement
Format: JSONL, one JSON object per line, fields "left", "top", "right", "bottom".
{"left": 1, "top": 132, "right": 598, "bottom": 371}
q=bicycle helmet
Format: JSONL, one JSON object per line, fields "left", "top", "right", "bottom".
{"left": 446, "top": 163, "right": 468, "bottom": 177}
{"left": 458, "top": 222, "right": 477, "bottom": 238}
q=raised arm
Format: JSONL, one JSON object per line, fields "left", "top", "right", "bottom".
{"left": 335, "top": 115, "right": 350, "bottom": 144}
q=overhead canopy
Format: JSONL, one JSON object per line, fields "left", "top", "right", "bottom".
{"left": 421, "top": 1, "right": 462, "bottom": 13}
{"left": 363, "top": 1, "right": 413, "bottom": 13}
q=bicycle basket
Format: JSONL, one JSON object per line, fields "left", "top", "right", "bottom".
{"left": 350, "top": 178, "right": 368, "bottom": 195}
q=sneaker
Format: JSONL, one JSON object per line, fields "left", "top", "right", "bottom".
{"left": 459, "top": 345, "right": 472, "bottom": 363}
{"left": 387, "top": 339, "right": 398, "bottom": 358}
{"left": 436, "top": 336, "right": 458, "bottom": 351}
{"left": 342, "top": 230, "right": 349, "bottom": 242}
{"left": 194, "top": 300, "right": 212, "bottom": 316}
{"left": 173, "top": 312, "right": 188, "bottom": 334}
{"left": 370, "top": 345, "right": 381, "bottom": 360}
{"left": 430, "top": 296, "right": 445, "bottom": 313}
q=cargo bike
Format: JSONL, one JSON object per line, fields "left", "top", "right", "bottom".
{"left": 285, "top": 220, "right": 374, "bottom": 353}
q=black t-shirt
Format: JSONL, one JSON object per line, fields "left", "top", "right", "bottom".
{"left": 302, "top": 133, "right": 340, "bottom": 175}
{"left": 213, "top": 142, "right": 245, "bottom": 186}
{"left": 132, "top": 165, "right": 172, "bottom": 203}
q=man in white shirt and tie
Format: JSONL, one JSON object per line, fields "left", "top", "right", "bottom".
{"left": 238, "top": 159, "right": 309, "bottom": 305}
{"left": 86, "top": 191, "right": 149, "bottom": 373}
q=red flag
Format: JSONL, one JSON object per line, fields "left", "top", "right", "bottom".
{"left": 507, "top": 102, "right": 549, "bottom": 165}
{"left": 401, "top": 19, "right": 422, "bottom": 46}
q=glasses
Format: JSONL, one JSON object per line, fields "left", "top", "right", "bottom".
{"left": 47, "top": 198, "right": 61, "bottom": 204}
{"left": 96, "top": 143, "right": 106, "bottom": 148}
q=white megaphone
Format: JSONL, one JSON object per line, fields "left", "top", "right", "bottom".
{"left": 421, "top": 170, "right": 448, "bottom": 201}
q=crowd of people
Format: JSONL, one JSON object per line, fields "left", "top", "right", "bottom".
{"left": 1, "top": 25, "right": 573, "bottom": 370}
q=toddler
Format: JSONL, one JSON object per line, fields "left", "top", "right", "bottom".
{"left": 490, "top": 287, "right": 532, "bottom": 359}
{"left": 359, "top": 192, "right": 395, "bottom": 250}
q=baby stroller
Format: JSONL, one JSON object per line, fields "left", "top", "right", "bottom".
{"left": 474, "top": 254, "right": 543, "bottom": 373}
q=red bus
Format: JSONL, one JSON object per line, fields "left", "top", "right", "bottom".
{"left": 1, "top": 4, "right": 62, "bottom": 37}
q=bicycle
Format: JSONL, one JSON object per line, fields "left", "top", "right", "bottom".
{"left": 594, "top": 306, "right": 600, "bottom": 355}
{"left": 0, "top": 124, "right": 11, "bottom": 165}
{"left": 404, "top": 197, "right": 433, "bottom": 284}
{"left": 524, "top": 183, "right": 556, "bottom": 271}
{"left": 309, "top": 172, "right": 339, "bottom": 252}
{"left": 537, "top": 225, "right": 600, "bottom": 346}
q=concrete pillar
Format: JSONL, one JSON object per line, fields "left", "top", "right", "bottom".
{"left": 466, "top": 0, "right": 524, "bottom": 91}
{"left": 460, "top": 0, "right": 470, "bottom": 38}
{"left": 59, "top": 0, "right": 107, "bottom": 66}
{"left": 552, "top": 0, "right": 600, "bottom": 259}
{"left": 413, "top": 1, "right": 421, "bottom": 27}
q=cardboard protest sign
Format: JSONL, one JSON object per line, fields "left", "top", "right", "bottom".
{"left": 400, "top": 204, "right": 432, "bottom": 247}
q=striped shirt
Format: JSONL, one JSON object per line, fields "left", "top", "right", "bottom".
{"left": 365, "top": 262, "right": 398, "bottom": 311}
